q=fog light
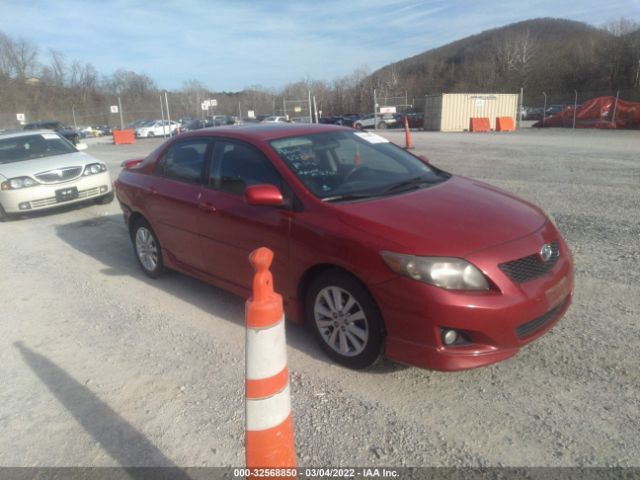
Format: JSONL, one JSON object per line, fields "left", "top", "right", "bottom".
{"left": 100, "top": 186, "right": 108, "bottom": 193}
{"left": 19, "top": 202, "right": 31, "bottom": 210}
{"left": 442, "top": 329, "right": 458, "bottom": 345}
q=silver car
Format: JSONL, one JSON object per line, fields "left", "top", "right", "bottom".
{"left": 0, "top": 130, "right": 113, "bottom": 219}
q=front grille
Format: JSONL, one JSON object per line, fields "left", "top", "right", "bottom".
{"left": 29, "top": 186, "right": 102, "bottom": 208}
{"left": 35, "top": 166, "right": 83, "bottom": 184}
{"left": 499, "top": 241, "right": 560, "bottom": 283}
{"left": 516, "top": 297, "right": 567, "bottom": 339}
{"left": 77, "top": 187, "right": 100, "bottom": 198}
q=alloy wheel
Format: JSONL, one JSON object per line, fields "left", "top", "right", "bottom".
{"left": 135, "top": 227, "right": 158, "bottom": 272}
{"left": 314, "top": 286, "right": 369, "bottom": 357}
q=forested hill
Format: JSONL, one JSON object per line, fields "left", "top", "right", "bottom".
{"left": 367, "top": 18, "right": 639, "bottom": 98}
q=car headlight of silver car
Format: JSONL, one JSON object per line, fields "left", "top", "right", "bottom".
{"left": 83, "top": 163, "right": 107, "bottom": 176}
{"left": 1, "top": 176, "right": 39, "bottom": 190}
{"left": 381, "top": 251, "right": 490, "bottom": 290}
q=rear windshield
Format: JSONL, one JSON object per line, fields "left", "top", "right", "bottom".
{"left": 270, "top": 130, "right": 448, "bottom": 201}
{"left": 0, "top": 133, "right": 77, "bottom": 164}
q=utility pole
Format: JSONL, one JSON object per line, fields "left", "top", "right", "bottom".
{"left": 164, "top": 91, "right": 172, "bottom": 135}
{"left": 117, "top": 96, "right": 124, "bottom": 129}
{"left": 373, "top": 89, "right": 378, "bottom": 130}
{"left": 160, "top": 94, "right": 166, "bottom": 138}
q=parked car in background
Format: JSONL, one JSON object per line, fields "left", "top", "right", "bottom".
{"left": 354, "top": 113, "right": 397, "bottom": 129}
{"left": 95, "top": 125, "right": 113, "bottom": 136}
{"left": 524, "top": 107, "right": 544, "bottom": 121}
{"left": 115, "top": 123, "right": 573, "bottom": 371}
{"left": 24, "top": 121, "right": 80, "bottom": 145}
{"left": 181, "top": 119, "right": 207, "bottom": 132}
{"left": 135, "top": 120, "right": 180, "bottom": 138}
{"left": 78, "top": 126, "right": 102, "bottom": 137}
{"left": 401, "top": 112, "right": 424, "bottom": 129}
{"left": 261, "top": 116, "right": 290, "bottom": 123}
{"left": 545, "top": 105, "right": 566, "bottom": 116}
{"left": 125, "top": 120, "right": 150, "bottom": 131}
{"left": 206, "top": 115, "right": 237, "bottom": 127}
{"left": 0, "top": 130, "right": 113, "bottom": 219}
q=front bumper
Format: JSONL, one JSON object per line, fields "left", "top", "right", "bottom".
{"left": 372, "top": 224, "right": 574, "bottom": 371}
{"left": 0, "top": 171, "right": 113, "bottom": 213}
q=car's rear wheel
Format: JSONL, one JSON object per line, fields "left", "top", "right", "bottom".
{"left": 306, "top": 269, "right": 385, "bottom": 369}
{"left": 95, "top": 191, "right": 115, "bottom": 205}
{"left": 147, "top": 132, "right": 154, "bottom": 138}
{"left": 377, "top": 122, "right": 387, "bottom": 129}
{"left": 132, "top": 219, "right": 164, "bottom": 278}
{"left": 355, "top": 123, "right": 364, "bottom": 129}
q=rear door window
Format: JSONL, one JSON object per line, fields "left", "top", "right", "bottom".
{"left": 154, "top": 139, "right": 211, "bottom": 184}
{"left": 208, "top": 140, "right": 283, "bottom": 196}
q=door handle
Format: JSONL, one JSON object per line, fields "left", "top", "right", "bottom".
{"left": 198, "top": 202, "right": 217, "bottom": 213}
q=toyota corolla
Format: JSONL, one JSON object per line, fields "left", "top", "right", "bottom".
{"left": 115, "top": 124, "right": 573, "bottom": 371}
{"left": 0, "top": 130, "right": 113, "bottom": 220}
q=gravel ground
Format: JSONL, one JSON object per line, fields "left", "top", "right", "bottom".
{"left": 0, "top": 128, "right": 638, "bottom": 469}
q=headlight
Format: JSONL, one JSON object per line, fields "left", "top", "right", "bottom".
{"left": 83, "top": 163, "right": 107, "bottom": 176}
{"left": 1, "top": 176, "right": 38, "bottom": 190}
{"left": 381, "top": 251, "right": 489, "bottom": 290}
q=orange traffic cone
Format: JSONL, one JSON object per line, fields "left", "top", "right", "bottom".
{"left": 245, "top": 247, "right": 297, "bottom": 473}
{"left": 404, "top": 115, "right": 414, "bottom": 149}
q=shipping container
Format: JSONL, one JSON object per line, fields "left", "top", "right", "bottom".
{"left": 423, "top": 93, "right": 519, "bottom": 132}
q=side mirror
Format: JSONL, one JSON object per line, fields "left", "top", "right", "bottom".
{"left": 244, "top": 184, "right": 284, "bottom": 207}
{"left": 417, "top": 154, "right": 430, "bottom": 164}
{"left": 76, "top": 142, "right": 88, "bottom": 151}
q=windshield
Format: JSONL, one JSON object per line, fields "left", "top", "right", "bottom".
{"left": 0, "top": 133, "right": 77, "bottom": 164}
{"left": 270, "top": 130, "right": 449, "bottom": 201}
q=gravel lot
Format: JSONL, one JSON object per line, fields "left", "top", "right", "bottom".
{"left": 0, "top": 127, "right": 638, "bottom": 469}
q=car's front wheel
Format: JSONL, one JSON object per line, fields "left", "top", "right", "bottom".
{"left": 306, "top": 269, "right": 385, "bottom": 369}
{"left": 132, "top": 219, "right": 164, "bottom": 278}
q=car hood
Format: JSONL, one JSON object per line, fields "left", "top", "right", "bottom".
{"left": 0, "top": 152, "right": 97, "bottom": 179}
{"left": 334, "top": 176, "right": 547, "bottom": 257}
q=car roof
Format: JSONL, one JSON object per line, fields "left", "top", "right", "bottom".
{"left": 179, "top": 123, "right": 353, "bottom": 142}
{"left": 0, "top": 129, "right": 63, "bottom": 140}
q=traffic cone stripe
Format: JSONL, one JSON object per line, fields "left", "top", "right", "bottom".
{"left": 246, "top": 366, "right": 289, "bottom": 399}
{"left": 246, "top": 296, "right": 283, "bottom": 328}
{"left": 246, "top": 415, "right": 296, "bottom": 468}
{"left": 246, "top": 317, "right": 288, "bottom": 379}
{"left": 246, "top": 384, "right": 292, "bottom": 431}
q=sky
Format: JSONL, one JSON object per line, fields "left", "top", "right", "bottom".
{"left": 1, "top": 0, "right": 639, "bottom": 92}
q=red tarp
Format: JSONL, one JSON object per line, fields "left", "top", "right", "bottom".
{"left": 534, "top": 96, "right": 640, "bottom": 129}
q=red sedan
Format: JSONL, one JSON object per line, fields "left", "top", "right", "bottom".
{"left": 115, "top": 124, "right": 573, "bottom": 371}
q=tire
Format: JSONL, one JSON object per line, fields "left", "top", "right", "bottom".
{"left": 355, "top": 123, "right": 364, "bottom": 129}
{"left": 95, "top": 191, "right": 115, "bottom": 205}
{"left": 305, "top": 269, "right": 385, "bottom": 369}
{"left": 131, "top": 218, "right": 165, "bottom": 278}
{"left": 147, "top": 132, "right": 155, "bottom": 138}
{"left": 377, "top": 122, "right": 387, "bottom": 129}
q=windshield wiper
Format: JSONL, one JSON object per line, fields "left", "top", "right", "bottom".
{"left": 379, "top": 175, "right": 436, "bottom": 195}
{"left": 321, "top": 192, "right": 376, "bottom": 203}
